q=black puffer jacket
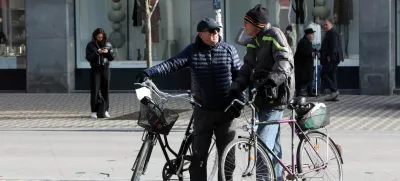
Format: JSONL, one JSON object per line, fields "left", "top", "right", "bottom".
{"left": 143, "top": 36, "right": 242, "bottom": 110}
{"left": 86, "top": 41, "right": 115, "bottom": 67}
{"left": 231, "top": 25, "right": 295, "bottom": 110}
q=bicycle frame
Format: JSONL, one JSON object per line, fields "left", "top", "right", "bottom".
{"left": 137, "top": 113, "right": 196, "bottom": 176}
{"left": 226, "top": 90, "right": 329, "bottom": 180}
{"left": 133, "top": 79, "right": 218, "bottom": 179}
{"left": 246, "top": 109, "right": 328, "bottom": 180}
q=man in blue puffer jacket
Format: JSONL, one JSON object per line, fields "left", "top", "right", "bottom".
{"left": 136, "top": 18, "right": 242, "bottom": 181}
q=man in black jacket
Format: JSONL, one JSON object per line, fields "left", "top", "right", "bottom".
{"left": 136, "top": 18, "right": 242, "bottom": 181}
{"left": 321, "top": 18, "right": 343, "bottom": 101}
{"left": 294, "top": 28, "right": 316, "bottom": 97}
{"left": 229, "top": 4, "right": 295, "bottom": 181}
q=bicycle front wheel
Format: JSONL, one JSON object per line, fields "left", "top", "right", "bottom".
{"left": 131, "top": 136, "right": 153, "bottom": 181}
{"left": 220, "top": 138, "right": 275, "bottom": 181}
{"left": 296, "top": 131, "right": 343, "bottom": 181}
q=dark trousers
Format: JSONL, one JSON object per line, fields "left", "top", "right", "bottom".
{"left": 295, "top": 65, "right": 313, "bottom": 96}
{"left": 321, "top": 61, "right": 339, "bottom": 93}
{"left": 90, "top": 65, "right": 110, "bottom": 112}
{"left": 189, "top": 107, "right": 236, "bottom": 181}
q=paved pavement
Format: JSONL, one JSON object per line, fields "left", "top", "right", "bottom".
{"left": 1, "top": 93, "right": 400, "bottom": 131}
{"left": 1, "top": 131, "right": 399, "bottom": 181}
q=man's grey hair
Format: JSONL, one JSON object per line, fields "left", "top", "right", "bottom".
{"left": 323, "top": 18, "right": 334, "bottom": 25}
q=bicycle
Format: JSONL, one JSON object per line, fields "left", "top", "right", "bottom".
{"left": 131, "top": 79, "right": 218, "bottom": 181}
{"left": 220, "top": 89, "right": 343, "bottom": 181}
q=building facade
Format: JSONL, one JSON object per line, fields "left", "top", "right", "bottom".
{"left": 0, "top": 0, "right": 396, "bottom": 95}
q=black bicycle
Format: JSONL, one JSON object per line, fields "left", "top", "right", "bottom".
{"left": 131, "top": 79, "right": 218, "bottom": 181}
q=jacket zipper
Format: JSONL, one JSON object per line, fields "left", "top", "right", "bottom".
{"left": 211, "top": 50, "right": 216, "bottom": 103}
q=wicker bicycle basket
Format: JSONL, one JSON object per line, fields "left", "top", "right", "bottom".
{"left": 296, "top": 102, "right": 330, "bottom": 130}
{"left": 137, "top": 96, "right": 179, "bottom": 135}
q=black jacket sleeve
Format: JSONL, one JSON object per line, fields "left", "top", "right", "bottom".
{"left": 143, "top": 45, "right": 191, "bottom": 77}
{"left": 267, "top": 30, "right": 294, "bottom": 87}
{"left": 295, "top": 38, "right": 313, "bottom": 60}
{"left": 85, "top": 42, "right": 100, "bottom": 63}
{"left": 231, "top": 42, "right": 255, "bottom": 92}
{"left": 328, "top": 32, "right": 337, "bottom": 60}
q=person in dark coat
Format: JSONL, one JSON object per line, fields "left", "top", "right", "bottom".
{"left": 294, "top": 28, "right": 316, "bottom": 97}
{"left": 285, "top": 25, "right": 294, "bottom": 49}
{"left": 136, "top": 18, "right": 242, "bottom": 181}
{"left": 85, "top": 28, "right": 115, "bottom": 118}
{"left": 320, "top": 18, "right": 344, "bottom": 101}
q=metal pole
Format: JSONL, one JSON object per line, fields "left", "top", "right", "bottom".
{"left": 315, "top": 54, "right": 318, "bottom": 96}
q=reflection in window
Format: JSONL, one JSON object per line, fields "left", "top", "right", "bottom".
{"left": 0, "top": 0, "right": 26, "bottom": 70}
{"left": 76, "top": 0, "right": 191, "bottom": 66}
{"left": 226, "top": 0, "right": 359, "bottom": 61}
{"left": 0, "top": 0, "right": 25, "bottom": 57}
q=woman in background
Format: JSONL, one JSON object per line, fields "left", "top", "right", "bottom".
{"left": 85, "top": 28, "right": 115, "bottom": 118}
{"left": 285, "top": 25, "right": 294, "bottom": 51}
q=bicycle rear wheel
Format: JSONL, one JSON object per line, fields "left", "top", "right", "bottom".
{"left": 296, "top": 131, "right": 343, "bottom": 181}
{"left": 220, "top": 138, "right": 275, "bottom": 181}
{"left": 131, "top": 136, "right": 153, "bottom": 181}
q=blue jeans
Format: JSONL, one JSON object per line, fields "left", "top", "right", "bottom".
{"left": 257, "top": 108, "right": 283, "bottom": 181}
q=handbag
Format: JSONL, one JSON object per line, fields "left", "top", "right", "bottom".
{"left": 97, "top": 92, "right": 107, "bottom": 118}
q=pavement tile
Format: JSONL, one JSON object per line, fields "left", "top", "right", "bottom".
{"left": 0, "top": 93, "right": 399, "bottom": 131}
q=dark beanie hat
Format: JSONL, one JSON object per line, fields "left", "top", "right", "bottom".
{"left": 244, "top": 4, "right": 269, "bottom": 28}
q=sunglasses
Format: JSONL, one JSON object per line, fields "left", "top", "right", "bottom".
{"left": 202, "top": 28, "right": 220, "bottom": 34}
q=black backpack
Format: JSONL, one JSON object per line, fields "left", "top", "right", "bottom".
{"left": 97, "top": 93, "right": 106, "bottom": 118}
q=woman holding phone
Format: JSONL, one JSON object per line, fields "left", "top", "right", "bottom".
{"left": 85, "top": 28, "right": 115, "bottom": 118}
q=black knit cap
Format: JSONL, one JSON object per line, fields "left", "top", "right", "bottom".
{"left": 244, "top": 4, "right": 269, "bottom": 28}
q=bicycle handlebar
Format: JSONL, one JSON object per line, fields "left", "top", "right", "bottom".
{"left": 134, "top": 79, "right": 202, "bottom": 107}
{"left": 224, "top": 88, "right": 258, "bottom": 113}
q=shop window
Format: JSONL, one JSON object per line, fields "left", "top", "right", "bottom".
{"left": 75, "top": 0, "right": 191, "bottom": 68}
{"left": 0, "top": 0, "right": 26, "bottom": 69}
{"left": 225, "top": 0, "right": 359, "bottom": 64}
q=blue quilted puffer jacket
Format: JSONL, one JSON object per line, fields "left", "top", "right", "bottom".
{"left": 143, "top": 36, "right": 242, "bottom": 110}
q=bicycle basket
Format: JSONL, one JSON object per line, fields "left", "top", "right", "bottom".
{"left": 296, "top": 102, "right": 330, "bottom": 130}
{"left": 137, "top": 96, "right": 179, "bottom": 135}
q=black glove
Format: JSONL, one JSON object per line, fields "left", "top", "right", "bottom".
{"left": 228, "top": 88, "right": 244, "bottom": 118}
{"left": 253, "top": 80, "right": 266, "bottom": 91}
{"left": 136, "top": 72, "right": 149, "bottom": 83}
{"left": 228, "top": 87, "right": 240, "bottom": 100}
{"left": 229, "top": 102, "right": 243, "bottom": 118}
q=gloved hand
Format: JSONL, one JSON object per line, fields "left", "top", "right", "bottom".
{"left": 228, "top": 101, "right": 244, "bottom": 118}
{"left": 136, "top": 72, "right": 149, "bottom": 83}
{"left": 228, "top": 88, "right": 244, "bottom": 118}
{"left": 253, "top": 80, "right": 266, "bottom": 91}
{"left": 228, "top": 87, "right": 240, "bottom": 101}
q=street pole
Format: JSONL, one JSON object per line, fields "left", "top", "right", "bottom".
{"left": 213, "top": 0, "right": 223, "bottom": 39}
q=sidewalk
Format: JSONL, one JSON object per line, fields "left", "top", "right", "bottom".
{"left": 1, "top": 131, "right": 399, "bottom": 180}
{"left": 0, "top": 93, "right": 400, "bottom": 131}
